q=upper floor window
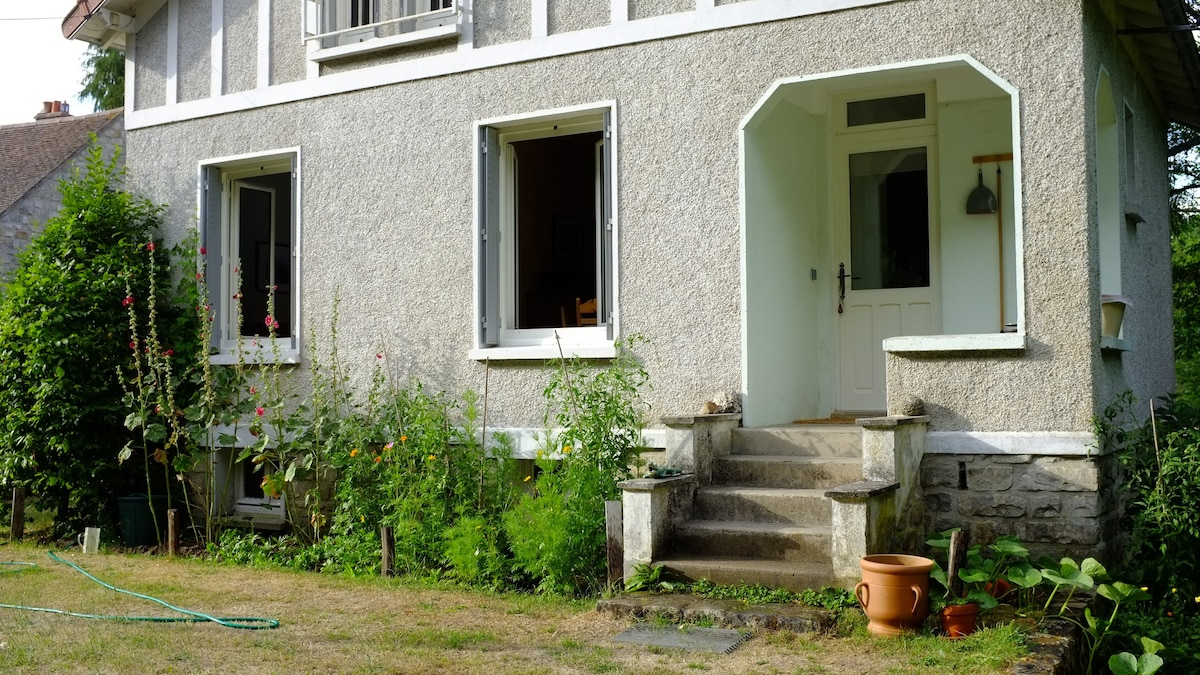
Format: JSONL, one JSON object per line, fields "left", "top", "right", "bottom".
{"left": 304, "top": 0, "right": 460, "bottom": 60}
{"left": 200, "top": 150, "right": 301, "bottom": 364}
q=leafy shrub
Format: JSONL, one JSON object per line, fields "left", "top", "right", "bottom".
{"left": 0, "top": 143, "right": 186, "bottom": 535}
{"left": 503, "top": 340, "right": 650, "bottom": 595}
{"left": 1098, "top": 394, "right": 1200, "bottom": 673}
{"left": 1105, "top": 395, "right": 1200, "bottom": 594}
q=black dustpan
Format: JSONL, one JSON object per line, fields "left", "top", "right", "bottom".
{"left": 966, "top": 168, "right": 998, "bottom": 214}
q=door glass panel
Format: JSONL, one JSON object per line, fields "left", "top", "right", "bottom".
{"left": 848, "top": 147, "right": 930, "bottom": 290}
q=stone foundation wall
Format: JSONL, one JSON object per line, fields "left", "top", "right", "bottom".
{"left": 921, "top": 453, "right": 1122, "bottom": 564}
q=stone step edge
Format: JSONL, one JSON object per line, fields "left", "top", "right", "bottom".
{"left": 680, "top": 520, "right": 832, "bottom": 536}
{"left": 596, "top": 593, "right": 835, "bottom": 633}
{"left": 717, "top": 455, "right": 864, "bottom": 464}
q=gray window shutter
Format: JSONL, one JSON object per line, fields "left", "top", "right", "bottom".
{"left": 201, "top": 165, "right": 224, "bottom": 352}
{"left": 600, "top": 111, "right": 614, "bottom": 340}
{"left": 479, "top": 126, "right": 501, "bottom": 347}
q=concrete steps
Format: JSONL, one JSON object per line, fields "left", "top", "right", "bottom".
{"left": 731, "top": 425, "right": 862, "bottom": 457}
{"left": 673, "top": 520, "right": 832, "bottom": 562}
{"left": 713, "top": 455, "right": 863, "bottom": 489}
{"left": 655, "top": 423, "right": 864, "bottom": 591}
{"left": 653, "top": 555, "right": 837, "bottom": 592}
{"left": 694, "top": 486, "right": 831, "bottom": 524}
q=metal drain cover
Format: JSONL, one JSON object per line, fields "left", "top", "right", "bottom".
{"left": 613, "top": 624, "right": 748, "bottom": 654}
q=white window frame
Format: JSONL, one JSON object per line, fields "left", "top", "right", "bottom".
{"left": 471, "top": 102, "right": 619, "bottom": 361}
{"left": 302, "top": 0, "right": 461, "bottom": 63}
{"left": 198, "top": 149, "right": 302, "bottom": 365}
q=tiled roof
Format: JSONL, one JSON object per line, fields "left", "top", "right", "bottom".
{"left": 0, "top": 108, "right": 123, "bottom": 215}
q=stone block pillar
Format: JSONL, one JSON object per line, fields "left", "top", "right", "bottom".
{"left": 617, "top": 474, "right": 696, "bottom": 580}
{"left": 661, "top": 413, "right": 740, "bottom": 486}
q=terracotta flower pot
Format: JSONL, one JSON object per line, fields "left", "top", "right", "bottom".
{"left": 940, "top": 602, "right": 979, "bottom": 638}
{"left": 985, "top": 578, "right": 1012, "bottom": 601}
{"left": 854, "top": 554, "right": 934, "bottom": 636}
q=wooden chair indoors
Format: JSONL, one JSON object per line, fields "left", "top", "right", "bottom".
{"left": 576, "top": 297, "right": 598, "bottom": 326}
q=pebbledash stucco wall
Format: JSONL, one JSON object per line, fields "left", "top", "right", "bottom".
{"left": 1084, "top": 0, "right": 1176, "bottom": 419}
{"left": 122, "top": 0, "right": 1173, "bottom": 441}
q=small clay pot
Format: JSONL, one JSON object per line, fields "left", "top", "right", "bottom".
{"left": 940, "top": 602, "right": 979, "bottom": 638}
{"left": 854, "top": 554, "right": 934, "bottom": 636}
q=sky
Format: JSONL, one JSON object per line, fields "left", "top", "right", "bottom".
{"left": 0, "top": 1, "right": 92, "bottom": 126}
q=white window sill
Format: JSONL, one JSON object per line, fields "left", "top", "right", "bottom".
{"left": 209, "top": 348, "right": 300, "bottom": 366}
{"left": 469, "top": 343, "right": 617, "bottom": 361}
{"left": 883, "top": 333, "right": 1026, "bottom": 353}
{"left": 1100, "top": 336, "right": 1130, "bottom": 352}
{"left": 308, "top": 24, "right": 460, "bottom": 63}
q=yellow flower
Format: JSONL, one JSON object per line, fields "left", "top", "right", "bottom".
{"left": 536, "top": 450, "right": 543, "bottom": 459}
{"left": 427, "top": 454, "right": 437, "bottom": 461}
{"left": 360, "top": 515, "right": 365, "bottom": 523}
{"left": 523, "top": 475, "right": 532, "bottom": 482}
{"left": 1141, "top": 587, "right": 1149, "bottom": 592}
{"left": 1195, "top": 595, "right": 1200, "bottom": 603}
{"left": 1172, "top": 588, "right": 1178, "bottom": 594}
{"left": 400, "top": 435, "right": 408, "bottom": 443}
{"left": 350, "top": 448, "right": 359, "bottom": 457}
{"left": 563, "top": 445, "right": 572, "bottom": 454}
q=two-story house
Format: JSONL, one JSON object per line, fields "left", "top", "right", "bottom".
{"left": 64, "top": 0, "right": 1200, "bottom": 587}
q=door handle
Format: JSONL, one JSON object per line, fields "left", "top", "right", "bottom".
{"left": 837, "top": 263, "right": 860, "bottom": 314}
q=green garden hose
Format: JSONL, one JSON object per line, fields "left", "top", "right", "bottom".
{"left": 0, "top": 551, "right": 279, "bottom": 630}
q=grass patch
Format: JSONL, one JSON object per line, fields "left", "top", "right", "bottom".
{"left": 0, "top": 543, "right": 1032, "bottom": 674}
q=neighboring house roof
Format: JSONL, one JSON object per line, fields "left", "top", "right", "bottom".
{"left": 0, "top": 108, "right": 124, "bottom": 216}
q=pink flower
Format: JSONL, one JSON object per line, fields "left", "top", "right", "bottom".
{"left": 195, "top": 273, "right": 202, "bottom": 280}
{"left": 233, "top": 266, "right": 239, "bottom": 274}
{"left": 200, "top": 247, "right": 207, "bottom": 255}
{"left": 255, "top": 407, "right": 265, "bottom": 417}
{"left": 265, "top": 316, "right": 274, "bottom": 327}
{"left": 271, "top": 319, "right": 280, "bottom": 330}
{"left": 129, "top": 341, "right": 137, "bottom": 350}
{"left": 232, "top": 293, "right": 241, "bottom": 300}
{"left": 249, "top": 386, "right": 257, "bottom": 394}
{"left": 376, "top": 353, "right": 383, "bottom": 360}
{"left": 122, "top": 296, "right": 134, "bottom": 308}
{"left": 146, "top": 242, "right": 155, "bottom": 251}
{"left": 164, "top": 349, "right": 174, "bottom": 357}
{"left": 155, "top": 405, "right": 162, "bottom": 414}
{"left": 384, "top": 442, "right": 394, "bottom": 450}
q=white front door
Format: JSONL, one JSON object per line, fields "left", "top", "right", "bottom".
{"left": 836, "top": 140, "right": 938, "bottom": 412}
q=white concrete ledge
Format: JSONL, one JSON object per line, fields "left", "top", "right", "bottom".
{"left": 469, "top": 344, "right": 617, "bottom": 361}
{"left": 926, "top": 431, "right": 1098, "bottom": 456}
{"left": 203, "top": 425, "right": 665, "bottom": 458}
{"left": 884, "top": 333, "right": 1026, "bottom": 352}
{"left": 309, "top": 24, "right": 460, "bottom": 63}
{"left": 485, "top": 427, "right": 665, "bottom": 459}
{"left": 1100, "top": 336, "right": 1130, "bottom": 352}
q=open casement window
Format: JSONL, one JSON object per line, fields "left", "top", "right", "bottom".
{"left": 200, "top": 151, "right": 300, "bottom": 363}
{"left": 303, "top": 0, "right": 459, "bottom": 54}
{"left": 477, "top": 108, "right": 615, "bottom": 356}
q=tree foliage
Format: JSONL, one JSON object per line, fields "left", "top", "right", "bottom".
{"left": 0, "top": 143, "right": 168, "bottom": 535}
{"left": 80, "top": 46, "right": 125, "bottom": 112}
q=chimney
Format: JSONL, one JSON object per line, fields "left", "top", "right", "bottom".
{"left": 34, "top": 101, "right": 73, "bottom": 121}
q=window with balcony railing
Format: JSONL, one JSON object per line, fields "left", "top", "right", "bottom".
{"left": 303, "top": 0, "right": 459, "bottom": 60}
